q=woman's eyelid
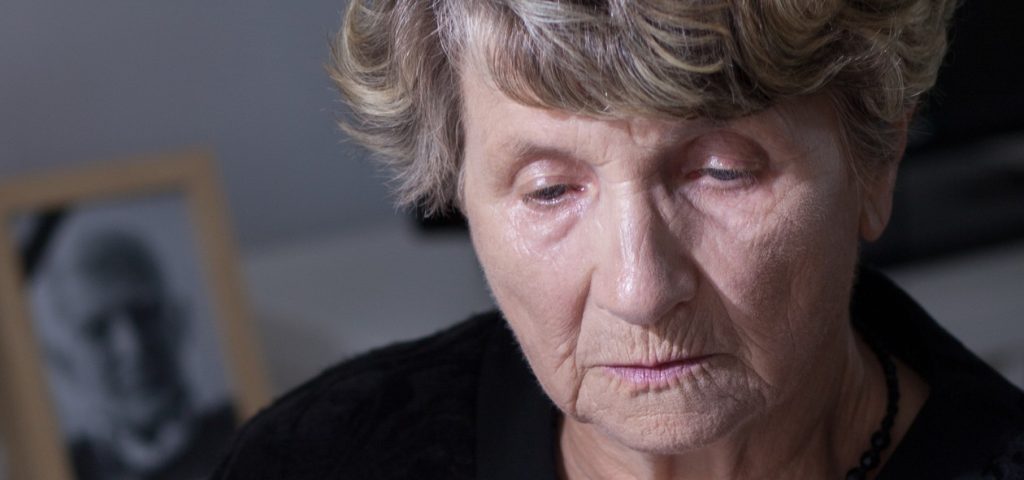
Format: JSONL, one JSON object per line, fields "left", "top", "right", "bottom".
{"left": 514, "top": 160, "right": 589, "bottom": 193}
{"left": 526, "top": 184, "right": 569, "bottom": 202}
{"left": 690, "top": 130, "right": 768, "bottom": 169}
{"left": 706, "top": 154, "right": 741, "bottom": 170}
{"left": 679, "top": 134, "right": 769, "bottom": 188}
{"left": 512, "top": 171, "right": 575, "bottom": 207}
{"left": 516, "top": 176, "right": 569, "bottom": 202}
{"left": 702, "top": 146, "right": 764, "bottom": 170}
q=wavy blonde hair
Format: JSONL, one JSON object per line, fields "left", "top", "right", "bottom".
{"left": 330, "top": 0, "right": 957, "bottom": 215}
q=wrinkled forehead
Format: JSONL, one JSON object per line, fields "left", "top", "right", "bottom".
{"left": 459, "top": 59, "right": 844, "bottom": 170}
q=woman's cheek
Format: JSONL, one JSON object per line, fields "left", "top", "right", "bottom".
{"left": 507, "top": 196, "right": 587, "bottom": 249}
{"left": 696, "top": 183, "right": 857, "bottom": 390}
{"left": 472, "top": 200, "right": 590, "bottom": 406}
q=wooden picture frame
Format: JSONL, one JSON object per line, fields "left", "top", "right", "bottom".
{"left": 0, "top": 151, "right": 270, "bottom": 479}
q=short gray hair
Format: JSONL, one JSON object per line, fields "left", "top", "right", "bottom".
{"left": 329, "top": 0, "right": 957, "bottom": 215}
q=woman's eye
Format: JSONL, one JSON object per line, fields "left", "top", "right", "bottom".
{"left": 687, "top": 168, "right": 754, "bottom": 184}
{"left": 524, "top": 184, "right": 575, "bottom": 205}
{"left": 705, "top": 168, "right": 747, "bottom": 182}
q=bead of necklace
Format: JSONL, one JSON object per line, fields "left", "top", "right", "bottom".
{"left": 844, "top": 331, "right": 900, "bottom": 480}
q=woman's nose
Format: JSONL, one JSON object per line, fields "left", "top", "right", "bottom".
{"left": 591, "top": 193, "right": 696, "bottom": 326}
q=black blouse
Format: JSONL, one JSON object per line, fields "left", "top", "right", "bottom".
{"left": 211, "top": 269, "right": 1024, "bottom": 479}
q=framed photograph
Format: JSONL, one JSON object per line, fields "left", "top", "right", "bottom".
{"left": 0, "top": 151, "right": 271, "bottom": 480}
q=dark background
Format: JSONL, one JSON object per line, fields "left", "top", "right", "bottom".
{"left": 863, "top": 0, "right": 1024, "bottom": 266}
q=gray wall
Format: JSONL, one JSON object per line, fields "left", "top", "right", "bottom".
{"left": 0, "top": 4, "right": 498, "bottom": 475}
{"left": 0, "top": 0, "right": 395, "bottom": 248}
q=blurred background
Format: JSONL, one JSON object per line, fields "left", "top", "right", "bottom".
{"left": 0, "top": 0, "right": 1022, "bottom": 476}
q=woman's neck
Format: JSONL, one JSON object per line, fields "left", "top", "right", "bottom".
{"left": 558, "top": 326, "right": 928, "bottom": 480}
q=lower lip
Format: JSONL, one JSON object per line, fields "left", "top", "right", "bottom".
{"left": 604, "top": 356, "right": 713, "bottom": 385}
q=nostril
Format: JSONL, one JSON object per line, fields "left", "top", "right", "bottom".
{"left": 596, "top": 260, "right": 695, "bottom": 326}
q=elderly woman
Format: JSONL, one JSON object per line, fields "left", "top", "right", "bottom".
{"left": 213, "top": 1, "right": 1024, "bottom": 479}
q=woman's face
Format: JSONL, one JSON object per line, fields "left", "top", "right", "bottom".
{"left": 461, "top": 67, "right": 892, "bottom": 453}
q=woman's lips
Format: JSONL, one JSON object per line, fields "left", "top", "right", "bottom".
{"left": 603, "top": 355, "right": 714, "bottom": 385}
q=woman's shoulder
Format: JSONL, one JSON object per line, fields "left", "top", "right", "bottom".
{"left": 210, "top": 310, "right": 505, "bottom": 480}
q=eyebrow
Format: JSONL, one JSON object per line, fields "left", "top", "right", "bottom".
{"left": 501, "top": 141, "right": 581, "bottom": 165}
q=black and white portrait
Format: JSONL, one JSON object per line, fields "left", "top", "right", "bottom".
{"left": 15, "top": 192, "right": 237, "bottom": 480}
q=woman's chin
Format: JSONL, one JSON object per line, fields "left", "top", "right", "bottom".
{"left": 589, "top": 407, "right": 751, "bottom": 456}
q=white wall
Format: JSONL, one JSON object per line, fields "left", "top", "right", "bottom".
{"left": 885, "top": 241, "right": 1024, "bottom": 388}
{"left": 242, "top": 219, "right": 495, "bottom": 393}
{"left": 0, "top": 0, "right": 395, "bottom": 249}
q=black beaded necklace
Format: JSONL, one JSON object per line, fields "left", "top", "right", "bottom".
{"left": 844, "top": 332, "right": 900, "bottom": 480}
